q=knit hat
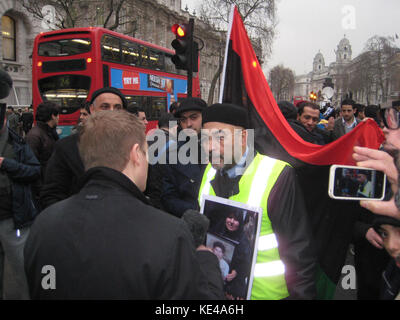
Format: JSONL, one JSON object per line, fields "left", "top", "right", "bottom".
{"left": 373, "top": 216, "right": 400, "bottom": 234}
{"left": 278, "top": 101, "right": 297, "bottom": 120}
{"left": 175, "top": 97, "right": 207, "bottom": 117}
{"left": 202, "top": 103, "right": 249, "bottom": 129}
{"left": 89, "top": 87, "right": 127, "bottom": 109}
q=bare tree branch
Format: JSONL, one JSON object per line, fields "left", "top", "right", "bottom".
{"left": 106, "top": 0, "right": 126, "bottom": 31}
{"left": 268, "top": 64, "right": 295, "bottom": 101}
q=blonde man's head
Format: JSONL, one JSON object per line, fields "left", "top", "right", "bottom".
{"left": 79, "top": 110, "right": 146, "bottom": 172}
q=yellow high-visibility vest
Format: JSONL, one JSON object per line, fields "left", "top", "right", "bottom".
{"left": 198, "top": 153, "right": 289, "bottom": 300}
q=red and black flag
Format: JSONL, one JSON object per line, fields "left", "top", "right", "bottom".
{"left": 220, "top": 6, "right": 384, "bottom": 299}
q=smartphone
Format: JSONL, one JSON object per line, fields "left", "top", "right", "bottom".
{"left": 328, "top": 165, "right": 386, "bottom": 200}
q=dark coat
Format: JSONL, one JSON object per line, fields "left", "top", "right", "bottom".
{"left": 0, "top": 128, "right": 41, "bottom": 229}
{"left": 40, "top": 133, "right": 84, "bottom": 209}
{"left": 161, "top": 140, "right": 206, "bottom": 217}
{"left": 381, "top": 259, "right": 400, "bottom": 300}
{"left": 145, "top": 129, "right": 177, "bottom": 210}
{"left": 332, "top": 117, "right": 361, "bottom": 140}
{"left": 21, "top": 112, "right": 34, "bottom": 133}
{"left": 24, "top": 166, "right": 224, "bottom": 299}
{"left": 7, "top": 112, "right": 20, "bottom": 133}
{"left": 26, "top": 121, "right": 58, "bottom": 176}
{"left": 288, "top": 120, "right": 331, "bottom": 145}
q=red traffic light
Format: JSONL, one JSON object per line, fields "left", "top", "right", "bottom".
{"left": 309, "top": 91, "right": 317, "bottom": 101}
{"left": 171, "top": 24, "right": 187, "bottom": 38}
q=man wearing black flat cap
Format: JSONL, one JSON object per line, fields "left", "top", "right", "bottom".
{"left": 198, "top": 103, "right": 317, "bottom": 300}
{"left": 161, "top": 97, "right": 208, "bottom": 217}
{"left": 40, "top": 87, "right": 127, "bottom": 209}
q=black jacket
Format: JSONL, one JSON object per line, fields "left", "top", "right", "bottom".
{"left": 21, "top": 112, "right": 34, "bottom": 133}
{"left": 0, "top": 128, "right": 41, "bottom": 228}
{"left": 288, "top": 120, "right": 332, "bottom": 145}
{"left": 40, "top": 133, "right": 84, "bottom": 209}
{"left": 381, "top": 259, "right": 400, "bottom": 300}
{"left": 24, "top": 167, "right": 224, "bottom": 299}
{"left": 26, "top": 121, "right": 59, "bottom": 177}
{"left": 161, "top": 139, "right": 207, "bottom": 217}
{"left": 145, "top": 129, "right": 177, "bottom": 210}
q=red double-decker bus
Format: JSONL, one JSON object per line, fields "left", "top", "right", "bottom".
{"left": 32, "top": 27, "right": 200, "bottom": 137}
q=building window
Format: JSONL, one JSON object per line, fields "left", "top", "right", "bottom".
{"left": 1, "top": 15, "right": 16, "bottom": 61}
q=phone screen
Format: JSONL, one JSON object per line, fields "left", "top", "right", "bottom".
{"left": 332, "top": 167, "right": 385, "bottom": 199}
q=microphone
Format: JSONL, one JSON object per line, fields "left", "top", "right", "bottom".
{"left": 0, "top": 68, "right": 12, "bottom": 131}
{"left": 181, "top": 209, "right": 210, "bottom": 248}
{"left": 0, "top": 68, "right": 12, "bottom": 100}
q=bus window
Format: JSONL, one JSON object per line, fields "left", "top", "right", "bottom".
{"left": 38, "top": 75, "right": 91, "bottom": 115}
{"left": 149, "top": 49, "right": 163, "bottom": 70}
{"left": 122, "top": 40, "right": 140, "bottom": 66}
{"left": 125, "top": 96, "right": 143, "bottom": 109}
{"left": 164, "top": 53, "right": 176, "bottom": 73}
{"left": 38, "top": 38, "right": 91, "bottom": 57}
{"left": 150, "top": 97, "right": 166, "bottom": 120}
{"left": 140, "top": 46, "right": 150, "bottom": 68}
{"left": 101, "top": 35, "right": 121, "bottom": 63}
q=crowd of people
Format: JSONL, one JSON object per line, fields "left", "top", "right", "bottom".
{"left": 0, "top": 83, "right": 399, "bottom": 300}
{"left": 5, "top": 107, "right": 34, "bottom": 138}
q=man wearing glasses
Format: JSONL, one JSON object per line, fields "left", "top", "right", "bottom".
{"left": 352, "top": 101, "right": 400, "bottom": 300}
{"left": 380, "top": 101, "right": 400, "bottom": 156}
{"left": 350, "top": 101, "right": 400, "bottom": 299}
{"left": 352, "top": 100, "right": 400, "bottom": 242}
{"left": 160, "top": 97, "right": 208, "bottom": 217}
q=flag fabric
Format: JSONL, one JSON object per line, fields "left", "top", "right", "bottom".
{"left": 219, "top": 6, "right": 385, "bottom": 299}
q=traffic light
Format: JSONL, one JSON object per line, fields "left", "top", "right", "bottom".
{"left": 309, "top": 91, "right": 317, "bottom": 101}
{"left": 170, "top": 22, "right": 198, "bottom": 72}
{"left": 171, "top": 23, "right": 190, "bottom": 70}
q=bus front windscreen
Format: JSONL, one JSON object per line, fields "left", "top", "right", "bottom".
{"left": 38, "top": 38, "right": 92, "bottom": 57}
{"left": 38, "top": 75, "right": 91, "bottom": 115}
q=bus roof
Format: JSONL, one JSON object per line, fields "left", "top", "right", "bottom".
{"left": 36, "top": 27, "right": 175, "bottom": 55}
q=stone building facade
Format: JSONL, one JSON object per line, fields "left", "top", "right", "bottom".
{"left": 294, "top": 36, "right": 400, "bottom": 107}
{"left": 0, "top": 0, "right": 39, "bottom": 107}
{"left": 0, "top": 0, "right": 261, "bottom": 107}
{"left": 294, "top": 37, "right": 354, "bottom": 107}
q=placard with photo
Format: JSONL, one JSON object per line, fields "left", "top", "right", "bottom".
{"left": 200, "top": 194, "right": 262, "bottom": 300}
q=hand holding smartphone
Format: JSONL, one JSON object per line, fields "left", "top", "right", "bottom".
{"left": 328, "top": 165, "right": 386, "bottom": 200}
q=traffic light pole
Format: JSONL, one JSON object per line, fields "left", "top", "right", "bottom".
{"left": 187, "top": 18, "right": 194, "bottom": 98}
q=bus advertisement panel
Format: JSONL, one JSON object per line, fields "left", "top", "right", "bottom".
{"left": 110, "top": 67, "right": 187, "bottom": 109}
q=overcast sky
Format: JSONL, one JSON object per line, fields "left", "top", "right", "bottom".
{"left": 182, "top": 0, "right": 400, "bottom": 76}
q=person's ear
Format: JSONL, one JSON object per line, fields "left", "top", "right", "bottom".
{"left": 89, "top": 104, "right": 94, "bottom": 113}
{"left": 129, "top": 143, "right": 141, "bottom": 166}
